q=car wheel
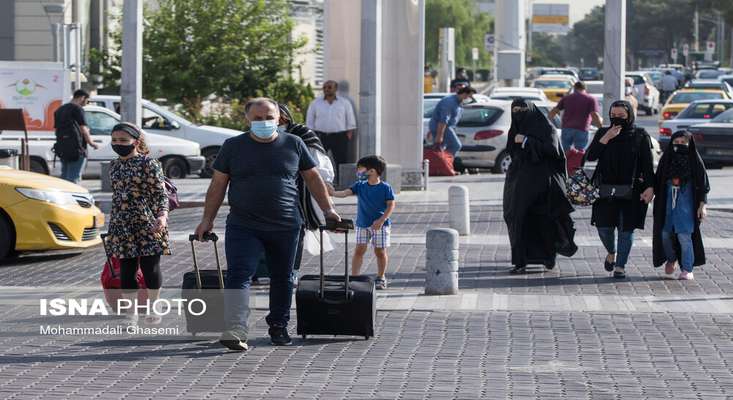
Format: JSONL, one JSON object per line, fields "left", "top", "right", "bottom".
{"left": 199, "top": 147, "right": 220, "bottom": 178}
{"left": 30, "top": 158, "right": 48, "bottom": 175}
{"left": 0, "top": 213, "right": 14, "bottom": 261}
{"left": 492, "top": 151, "right": 512, "bottom": 174}
{"left": 162, "top": 157, "right": 188, "bottom": 179}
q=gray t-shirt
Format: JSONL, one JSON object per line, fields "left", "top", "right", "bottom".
{"left": 212, "top": 132, "right": 317, "bottom": 231}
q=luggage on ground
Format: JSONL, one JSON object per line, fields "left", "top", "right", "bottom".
{"left": 181, "top": 232, "right": 226, "bottom": 335}
{"left": 100, "top": 233, "right": 148, "bottom": 308}
{"left": 423, "top": 148, "right": 456, "bottom": 176}
{"left": 296, "top": 219, "right": 376, "bottom": 340}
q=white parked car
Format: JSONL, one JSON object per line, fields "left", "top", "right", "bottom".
{"left": 421, "top": 99, "right": 562, "bottom": 174}
{"left": 0, "top": 105, "right": 205, "bottom": 179}
{"left": 90, "top": 95, "right": 241, "bottom": 177}
{"left": 489, "top": 87, "right": 551, "bottom": 103}
{"left": 626, "top": 71, "right": 660, "bottom": 115}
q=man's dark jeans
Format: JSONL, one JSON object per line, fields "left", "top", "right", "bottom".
{"left": 224, "top": 223, "right": 300, "bottom": 332}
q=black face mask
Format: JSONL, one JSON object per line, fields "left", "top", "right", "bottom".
{"left": 112, "top": 144, "right": 135, "bottom": 157}
{"left": 672, "top": 143, "right": 690, "bottom": 155}
{"left": 610, "top": 117, "right": 627, "bottom": 128}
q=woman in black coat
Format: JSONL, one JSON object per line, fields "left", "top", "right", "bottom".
{"left": 586, "top": 100, "right": 655, "bottom": 278}
{"left": 652, "top": 130, "right": 709, "bottom": 280}
{"left": 503, "top": 99, "right": 577, "bottom": 274}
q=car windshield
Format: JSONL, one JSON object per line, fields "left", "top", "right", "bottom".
{"left": 628, "top": 75, "right": 645, "bottom": 85}
{"left": 670, "top": 92, "right": 724, "bottom": 104}
{"left": 711, "top": 108, "right": 733, "bottom": 123}
{"left": 678, "top": 103, "right": 733, "bottom": 119}
{"left": 490, "top": 95, "right": 542, "bottom": 101}
{"left": 686, "top": 82, "right": 722, "bottom": 90}
{"left": 534, "top": 80, "right": 571, "bottom": 89}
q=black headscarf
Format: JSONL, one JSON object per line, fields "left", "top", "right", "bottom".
{"left": 278, "top": 103, "right": 325, "bottom": 153}
{"left": 658, "top": 130, "right": 701, "bottom": 185}
{"left": 608, "top": 99, "right": 636, "bottom": 132}
{"left": 509, "top": 99, "right": 554, "bottom": 140}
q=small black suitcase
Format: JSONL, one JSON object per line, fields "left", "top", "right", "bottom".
{"left": 296, "top": 220, "right": 376, "bottom": 340}
{"left": 181, "top": 232, "right": 226, "bottom": 335}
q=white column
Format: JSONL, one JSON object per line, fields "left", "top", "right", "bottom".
{"left": 358, "top": 0, "right": 381, "bottom": 156}
{"left": 495, "top": 0, "right": 525, "bottom": 86}
{"left": 603, "top": 0, "right": 626, "bottom": 112}
{"left": 379, "top": 0, "right": 424, "bottom": 189}
{"left": 120, "top": 0, "right": 142, "bottom": 125}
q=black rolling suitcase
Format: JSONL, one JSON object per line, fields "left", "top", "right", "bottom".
{"left": 181, "top": 232, "right": 226, "bottom": 335}
{"left": 296, "top": 220, "right": 376, "bottom": 340}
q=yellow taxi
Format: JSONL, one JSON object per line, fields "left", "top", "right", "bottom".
{"left": 0, "top": 166, "right": 104, "bottom": 259}
{"left": 532, "top": 74, "right": 576, "bottom": 102}
{"left": 660, "top": 89, "right": 731, "bottom": 122}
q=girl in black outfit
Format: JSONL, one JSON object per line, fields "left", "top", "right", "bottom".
{"left": 586, "top": 100, "right": 655, "bottom": 278}
{"left": 503, "top": 100, "right": 577, "bottom": 274}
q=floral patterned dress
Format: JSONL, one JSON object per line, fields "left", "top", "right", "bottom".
{"left": 107, "top": 154, "right": 170, "bottom": 259}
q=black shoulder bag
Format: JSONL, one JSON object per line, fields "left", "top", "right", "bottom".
{"left": 597, "top": 132, "right": 644, "bottom": 201}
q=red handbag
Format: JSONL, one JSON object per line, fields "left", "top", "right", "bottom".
{"left": 423, "top": 148, "right": 457, "bottom": 176}
{"left": 565, "top": 148, "right": 585, "bottom": 175}
{"left": 100, "top": 234, "right": 148, "bottom": 309}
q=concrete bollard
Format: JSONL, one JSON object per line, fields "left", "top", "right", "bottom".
{"left": 425, "top": 228, "right": 459, "bottom": 295}
{"left": 101, "top": 161, "right": 112, "bottom": 192}
{"left": 423, "top": 159, "right": 430, "bottom": 191}
{"left": 448, "top": 185, "right": 470, "bottom": 236}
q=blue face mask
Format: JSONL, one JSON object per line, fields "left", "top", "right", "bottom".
{"left": 356, "top": 171, "right": 369, "bottom": 181}
{"left": 250, "top": 120, "right": 278, "bottom": 139}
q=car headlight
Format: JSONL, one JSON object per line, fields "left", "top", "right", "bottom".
{"left": 15, "top": 188, "right": 78, "bottom": 206}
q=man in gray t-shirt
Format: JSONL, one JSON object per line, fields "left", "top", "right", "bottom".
{"left": 195, "top": 97, "right": 340, "bottom": 351}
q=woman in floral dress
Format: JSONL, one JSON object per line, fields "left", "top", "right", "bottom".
{"left": 107, "top": 122, "right": 169, "bottom": 325}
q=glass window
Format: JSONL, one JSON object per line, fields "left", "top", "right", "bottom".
{"left": 712, "top": 108, "right": 733, "bottom": 123}
{"left": 423, "top": 98, "right": 442, "bottom": 118}
{"left": 627, "top": 75, "right": 645, "bottom": 85}
{"left": 89, "top": 101, "right": 106, "bottom": 107}
{"left": 457, "top": 107, "right": 502, "bottom": 127}
{"left": 86, "top": 111, "right": 119, "bottom": 136}
{"left": 670, "top": 92, "right": 724, "bottom": 104}
{"left": 679, "top": 103, "right": 733, "bottom": 119}
{"left": 141, "top": 107, "right": 172, "bottom": 130}
{"left": 113, "top": 102, "right": 121, "bottom": 114}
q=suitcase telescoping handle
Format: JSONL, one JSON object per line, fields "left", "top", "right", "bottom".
{"left": 188, "top": 232, "right": 225, "bottom": 290}
{"left": 100, "top": 233, "right": 117, "bottom": 279}
{"left": 319, "top": 219, "right": 354, "bottom": 300}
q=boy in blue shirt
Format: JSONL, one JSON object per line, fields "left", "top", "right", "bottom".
{"left": 329, "top": 155, "right": 396, "bottom": 289}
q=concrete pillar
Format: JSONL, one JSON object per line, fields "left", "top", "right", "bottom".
{"left": 437, "top": 27, "right": 455, "bottom": 92}
{"left": 448, "top": 185, "right": 470, "bottom": 235}
{"left": 120, "top": 0, "right": 143, "bottom": 125}
{"left": 358, "top": 0, "right": 381, "bottom": 157}
{"left": 603, "top": 0, "right": 626, "bottom": 113}
{"left": 379, "top": 0, "right": 425, "bottom": 190}
{"left": 425, "top": 228, "right": 459, "bottom": 295}
{"left": 495, "top": 0, "right": 526, "bottom": 87}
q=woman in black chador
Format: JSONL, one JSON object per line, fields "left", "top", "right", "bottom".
{"left": 503, "top": 99, "right": 577, "bottom": 274}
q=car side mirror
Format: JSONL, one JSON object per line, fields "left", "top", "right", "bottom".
{"left": 170, "top": 120, "right": 181, "bottom": 130}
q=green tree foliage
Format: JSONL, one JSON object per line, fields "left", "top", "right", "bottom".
{"left": 528, "top": 33, "right": 567, "bottom": 67}
{"left": 92, "top": 0, "right": 314, "bottom": 124}
{"left": 425, "top": 0, "right": 493, "bottom": 70}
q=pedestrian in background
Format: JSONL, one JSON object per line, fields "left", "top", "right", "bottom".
{"left": 586, "top": 100, "right": 655, "bottom": 279}
{"left": 329, "top": 155, "right": 395, "bottom": 289}
{"left": 106, "top": 122, "right": 169, "bottom": 326}
{"left": 548, "top": 81, "right": 602, "bottom": 152}
{"left": 306, "top": 80, "right": 357, "bottom": 182}
{"left": 53, "top": 89, "right": 99, "bottom": 183}
{"left": 427, "top": 86, "right": 477, "bottom": 157}
{"left": 660, "top": 70, "right": 679, "bottom": 104}
{"left": 278, "top": 103, "right": 335, "bottom": 286}
{"left": 450, "top": 68, "right": 471, "bottom": 92}
{"left": 652, "top": 130, "right": 709, "bottom": 281}
{"left": 196, "top": 97, "right": 340, "bottom": 351}
{"left": 503, "top": 100, "right": 577, "bottom": 274}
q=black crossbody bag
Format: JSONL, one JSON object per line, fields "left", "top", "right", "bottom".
{"left": 596, "top": 132, "right": 644, "bottom": 201}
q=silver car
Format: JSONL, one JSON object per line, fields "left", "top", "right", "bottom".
{"left": 659, "top": 99, "right": 733, "bottom": 147}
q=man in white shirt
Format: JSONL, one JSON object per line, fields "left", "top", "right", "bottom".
{"left": 306, "top": 80, "right": 357, "bottom": 180}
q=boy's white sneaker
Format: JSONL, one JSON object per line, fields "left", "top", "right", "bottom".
{"left": 678, "top": 271, "right": 694, "bottom": 280}
{"left": 375, "top": 276, "right": 388, "bottom": 290}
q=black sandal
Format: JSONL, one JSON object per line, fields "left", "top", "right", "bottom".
{"left": 604, "top": 259, "right": 615, "bottom": 272}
